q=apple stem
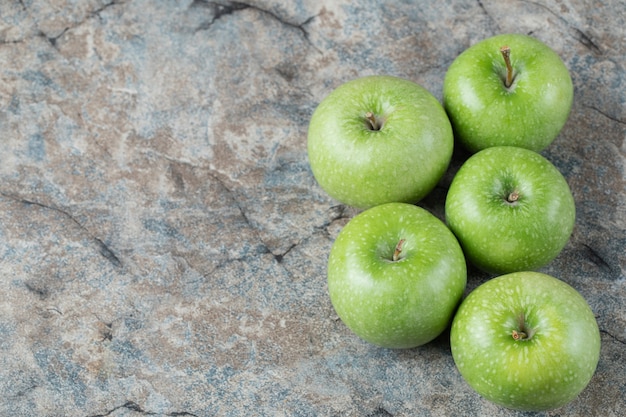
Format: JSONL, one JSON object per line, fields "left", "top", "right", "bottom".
{"left": 512, "top": 313, "right": 535, "bottom": 341}
{"left": 507, "top": 190, "right": 520, "bottom": 203}
{"left": 392, "top": 238, "right": 406, "bottom": 262}
{"left": 511, "top": 330, "right": 527, "bottom": 340}
{"left": 365, "top": 112, "right": 383, "bottom": 131}
{"left": 500, "top": 45, "right": 514, "bottom": 88}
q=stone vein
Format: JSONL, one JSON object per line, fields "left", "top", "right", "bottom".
{"left": 0, "top": 191, "right": 123, "bottom": 268}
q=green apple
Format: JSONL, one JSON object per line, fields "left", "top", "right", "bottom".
{"left": 445, "top": 146, "right": 575, "bottom": 274}
{"left": 327, "top": 202, "right": 467, "bottom": 348}
{"left": 450, "top": 271, "right": 600, "bottom": 411}
{"left": 308, "top": 75, "right": 454, "bottom": 209}
{"left": 443, "top": 33, "right": 573, "bottom": 153}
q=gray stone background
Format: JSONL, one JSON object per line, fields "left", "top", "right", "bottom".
{"left": 1, "top": 0, "right": 624, "bottom": 416}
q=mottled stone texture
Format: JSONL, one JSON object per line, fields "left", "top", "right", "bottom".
{"left": 0, "top": 0, "right": 624, "bottom": 416}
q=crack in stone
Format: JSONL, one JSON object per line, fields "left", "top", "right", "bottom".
{"left": 87, "top": 400, "right": 200, "bottom": 416}
{"left": 581, "top": 243, "right": 614, "bottom": 275}
{"left": 475, "top": 0, "right": 500, "bottom": 32}
{"left": 38, "top": 27, "right": 68, "bottom": 49}
{"left": 151, "top": 153, "right": 288, "bottom": 272}
{"left": 12, "top": 384, "right": 38, "bottom": 399}
{"left": 46, "top": 306, "right": 63, "bottom": 315}
{"left": 368, "top": 406, "right": 394, "bottom": 417}
{"left": 314, "top": 204, "right": 352, "bottom": 237}
{"left": 24, "top": 281, "right": 50, "bottom": 300}
{"left": 92, "top": 312, "right": 119, "bottom": 342}
{"left": 94, "top": 237, "right": 123, "bottom": 268}
{"left": 191, "top": 0, "right": 248, "bottom": 30}
{"left": 99, "top": 321, "right": 114, "bottom": 342}
{"left": 141, "top": 154, "right": 308, "bottom": 276}
{"left": 0, "top": 37, "right": 25, "bottom": 45}
{"left": 18, "top": 0, "right": 119, "bottom": 48}
{"left": 192, "top": 0, "right": 317, "bottom": 49}
{"left": 518, "top": 0, "right": 602, "bottom": 54}
{"left": 90, "top": 0, "right": 119, "bottom": 18}
{"left": 0, "top": 191, "right": 123, "bottom": 269}
{"left": 273, "top": 242, "right": 297, "bottom": 263}
{"left": 585, "top": 104, "right": 626, "bottom": 126}
{"left": 204, "top": 172, "right": 303, "bottom": 277}
{"left": 600, "top": 329, "right": 626, "bottom": 346}
{"left": 327, "top": 204, "right": 349, "bottom": 224}
{"left": 519, "top": 0, "right": 567, "bottom": 22}
{"left": 205, "top": 171, "right": 275, "bottom": 257}
{"left": 88, "top": 401, "right": 148, "bottom": 416}
{"left": 570, "top": 26, "right": 601, "bottom": 54}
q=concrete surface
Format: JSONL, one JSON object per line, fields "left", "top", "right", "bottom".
{"left": 1, "top": 0, "right": 624, "bottom": 416}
